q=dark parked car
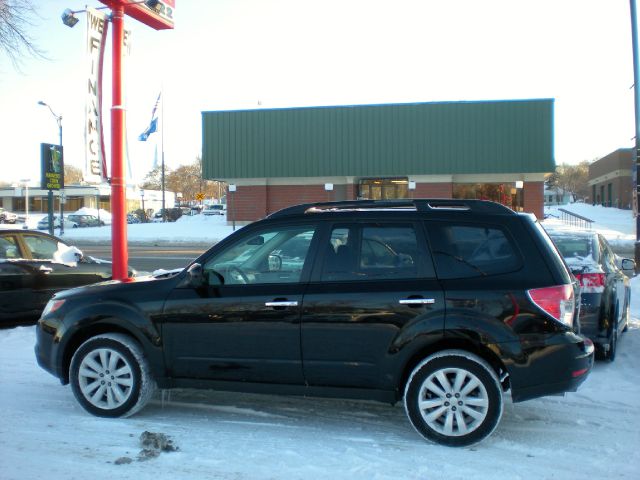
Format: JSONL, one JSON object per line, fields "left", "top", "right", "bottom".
{"left": 153, "top": 208, "right": 183, "bottom": 222}
{"left": 66, "top": 214, "right": 104, "bottom": 228}
{"left": 35, "top": 199, "right": 593, "bottom": 446}
{"left": 546, "top": 228, "right": 634, "bottom": 361}
{"left": 0, "top": 230, "right": 135, "bottom": 325}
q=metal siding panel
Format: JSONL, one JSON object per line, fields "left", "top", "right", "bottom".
{"left": 201, "top": 99, "right": 554, "bottom": 179}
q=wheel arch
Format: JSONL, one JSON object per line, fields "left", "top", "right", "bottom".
{"left": 396, "top": 336, "right": 508, "bottom": 401}
{"left": 59, "top": 319, "right": 163, "bottom": 385}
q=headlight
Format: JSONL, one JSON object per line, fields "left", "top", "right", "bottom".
{"left": 42, "top": 299, "right": 66, "bottom": 317}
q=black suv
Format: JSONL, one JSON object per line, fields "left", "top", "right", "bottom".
{"left": 35, "top": 199, "right": 594, "bottom": 446}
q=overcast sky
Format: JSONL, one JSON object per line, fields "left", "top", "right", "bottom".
{"left": 0, "top": 0, "right": 637, "bottom": 185}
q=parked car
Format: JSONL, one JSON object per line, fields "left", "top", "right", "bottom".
{"left": 35, "top": 199, "right": 593, "bottom": 447}
{"left": 153, "top": 208, "right": 183, "bottom": 222}
{"left": 0, "top": 208, "right": 18, "bottom": 224}
{"left": 190, "top": 205, "right": 204, "bottom": 215}
{"left": 36, "top": 215, "right": 79, "bottom": 230}
{"left": 0, "top": 230, "right": 137, "bottom": 325}
{"left": 546, "top": 228, "right": 634, "bottom": 361}
{"left": 203, "top": 204, "right": 226, "bottom": 216}
{"left": 66, "top": 214, "right": 104, "bottom": 227}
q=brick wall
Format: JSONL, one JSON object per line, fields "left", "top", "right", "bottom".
{"left": 229, "top": 184, "right": 336, "bottom": 222}
{"left": 227, "top": 185, "right": 267, "bottom": 221}
{"left": 523, "top": 181, "right": 544, "bottom": 219}
{"left": 412, "top": 182, "right": 453, "bottom": 198}
{"left": 267, "top": 185, "right": 334, "bottom": 214}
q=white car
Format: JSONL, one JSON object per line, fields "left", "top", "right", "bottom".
{"left": 0, "top": 208, "right": 18, "bottom": 224}
{"left": 203, "top": 205, "right": 226, "bottom": 216}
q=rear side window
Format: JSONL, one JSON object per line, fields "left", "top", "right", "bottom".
{"left": 321, "top": 223, "right": 432, "bottom": 281}
{"left": 426, "top": 222, "right": 522, "bottom": 279}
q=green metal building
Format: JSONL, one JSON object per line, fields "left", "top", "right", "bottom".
{"left": 202, "top": 99, "right": 554, "bottom": 222}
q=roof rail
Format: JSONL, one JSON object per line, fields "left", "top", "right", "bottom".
{"left": 268, "top": 198, "right": 515, "bottom": 218}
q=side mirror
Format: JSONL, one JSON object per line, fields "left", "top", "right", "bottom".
{"left": 185, "top": 263, "right": 204, "bottom": 287}
{"left": 268, "top": 254, "right": 282, "bottom": 271}
{"left": 621, "top": 258, "right": 636, "bottom": 273}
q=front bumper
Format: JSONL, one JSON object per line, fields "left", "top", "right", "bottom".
{"left": 34, "top": 316, "right": 67, "bottom": 383}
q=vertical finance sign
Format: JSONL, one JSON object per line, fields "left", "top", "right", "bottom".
{"left": 85, "top": 7, "right": 109, "bottom": 183}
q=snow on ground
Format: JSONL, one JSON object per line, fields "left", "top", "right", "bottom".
{"left": 0, "top": 202, "right": 639, "bottom": 479}
{"left": 1, "top": 292, "right": 639, "bottom": 480}
{"left": 0, "top": 213, "right": 237, "bottom": 245}
{"left": 543, "top": 203, "right": 635, "bottom": 250}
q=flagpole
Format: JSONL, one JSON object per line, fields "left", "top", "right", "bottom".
{"left": 161, "top": 86, "right": 166, "bottom": 222}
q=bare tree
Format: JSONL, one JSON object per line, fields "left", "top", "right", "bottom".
{"left": 64, "top": 164, "right": 84, "bottom": 184}
{"left": 141, "top": 158, "right": 225, "bottom": 203}
{"left": 0, "top": 0, "right": 45, "bottom": 69}
{"left": 555, "top": 161, "right": 591, "bottom": 201}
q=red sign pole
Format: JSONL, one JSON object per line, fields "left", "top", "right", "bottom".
{"left": 110, "top": 1, "right": 129, "bottom": 280}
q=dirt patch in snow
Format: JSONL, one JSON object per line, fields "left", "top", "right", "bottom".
{"left": 114, "top": 431, "right": 179, "bottom": 465}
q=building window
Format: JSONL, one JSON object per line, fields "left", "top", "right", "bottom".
{"left": 357, "top": 178, "right": 409, "bottom": 200}
{"left": 453, "top": 183, "right": 523, "bottom": 211}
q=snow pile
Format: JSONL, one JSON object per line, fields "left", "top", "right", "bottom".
{"left": 51, "top": 242, "right": 83, "bottom": 266}
{"left": 543, "top": 203, "right": 635, "bottom": 249}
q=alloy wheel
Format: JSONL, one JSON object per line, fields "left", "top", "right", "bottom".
{"left": 417, "top": 367, "right": 489, "bottom": 436}
{"left": 77, "top": 347, "right": 134, "bottom": 409}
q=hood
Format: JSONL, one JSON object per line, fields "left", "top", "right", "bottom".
{"left": 51, "top": 270, "right": 179, "bottom": 301}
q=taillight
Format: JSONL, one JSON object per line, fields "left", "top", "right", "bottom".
{"left": 527, "top": 284, "right": 574, "bottom": 327}
{"left": 575, "top": 273, "right": 605, "bottom": 294}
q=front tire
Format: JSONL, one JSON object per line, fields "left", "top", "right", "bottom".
{"left": 605, "top": 323, "right": 618, "bottom": 362}
{"left": 404, "top": 350, "right": 503, "bottom": 447}
{"left": 70, "top": 333, "right": 156, "bottom": 417}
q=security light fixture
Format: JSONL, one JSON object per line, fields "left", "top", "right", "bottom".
{"left": 144, "top": 0, "right": 161, "bottom": 12}
{"left": 62, "top": 1, "right": 159, "bottom": 28}
{"left": 61, "top": 8, "right": 79, "bottom": 27}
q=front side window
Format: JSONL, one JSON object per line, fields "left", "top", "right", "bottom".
{"left": 23, "top": 235, "right": 59, "bottom": 260}
{"left": 0, "top": 236, "right": 19, "bottom": 259}
{"left": 205, "top": 225, "right": 317, "bottom": 285}
{"left": 321, "top": 224, "right": 428, "bottom": 281}
{"left": 427, "top": 222, "right": 522, "bottom": 279}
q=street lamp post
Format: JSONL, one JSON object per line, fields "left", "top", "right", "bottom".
{"left": 38, "top": 100, "right": 64, "bottom": 235}
{"left": 630, "top": 0, "right": 640, "bottom": 271}
{"left": 140, "top": 189, "right": 145, "bottom": 221}
{"left": 20, "top": 179, "right": 31, "bottom": 229}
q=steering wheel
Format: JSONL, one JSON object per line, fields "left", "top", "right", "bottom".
{"left": 227, "top": 266, "right": 250, "bottom": 284}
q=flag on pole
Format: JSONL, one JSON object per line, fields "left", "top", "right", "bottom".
{"left": 138, "top": 92, "right": 161, "bottom": 141}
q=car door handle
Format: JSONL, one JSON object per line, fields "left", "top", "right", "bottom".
{"left": 39, "top": 266, "right": 53, "bottom": 274}
{"left": 399, "top": 298, "right": 436, "bottom": 305}
{"left": 265, "top": 301, "right": 299, "bottom": 307}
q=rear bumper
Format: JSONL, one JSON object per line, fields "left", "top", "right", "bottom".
{"left": 508, "top": 333, "right": 594, "bottom": 403}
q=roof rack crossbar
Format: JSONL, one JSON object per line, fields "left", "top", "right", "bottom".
{"left": 268, "top": 198, "right": 514, "bottom": 218}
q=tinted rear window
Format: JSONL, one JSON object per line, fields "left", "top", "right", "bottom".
{"left": 426, "top": 222, "right": 522, "bottom": 279}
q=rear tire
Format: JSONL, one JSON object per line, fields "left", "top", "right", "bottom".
{"left": 70, "top": 333, "right": 156, "bottom": 417}
{"left": 404, "top": 350, "right": 503, "bottom": 447}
